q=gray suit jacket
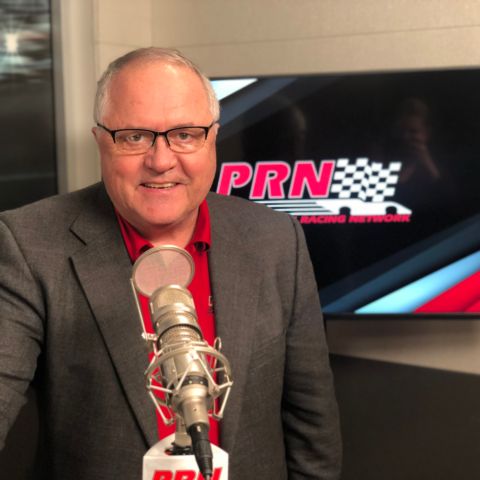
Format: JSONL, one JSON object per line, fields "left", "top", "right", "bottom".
{"left": 0, "top": 182, "right": 341, "bottom": 479}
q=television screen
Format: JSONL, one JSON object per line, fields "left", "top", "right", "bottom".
{"left": 211, "top": 70, "right": 480, "bottom": 318}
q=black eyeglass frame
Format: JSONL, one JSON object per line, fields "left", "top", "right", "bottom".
{"left": 96, "top": 122, "right": 216, "bottom": 151}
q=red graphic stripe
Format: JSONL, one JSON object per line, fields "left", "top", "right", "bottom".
{"left": 415, "top": 270, "right": 480, "bottom": 313}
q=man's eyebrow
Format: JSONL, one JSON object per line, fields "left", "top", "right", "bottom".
{"left": 169, "top": 123, "right": 199, "bottom": 128}
{"left": 115, "top": 123, "right": 201, "bottom": 131}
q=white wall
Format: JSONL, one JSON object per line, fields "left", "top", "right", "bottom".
{"left": 53, "top": 0, "right": 480, "bottom": 373}
{"left": 52, "top": 0, "right": 99, "bottom": 193}
{"left": 95, "top": 0, "right": 480, "bottom": 76}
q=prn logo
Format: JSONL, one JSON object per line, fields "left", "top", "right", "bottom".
{"left": 216, "top": 158, "right": 412, "bottom": 224}
{"left": 152, "top": 468, "right": 223, "bottom": 480}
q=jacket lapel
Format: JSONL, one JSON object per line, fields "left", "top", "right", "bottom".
{"left": 208, "top": 196, "right": 261, "bottom": 454}
{"left": 69, "top": 185, "right": 157, "bottom": 446}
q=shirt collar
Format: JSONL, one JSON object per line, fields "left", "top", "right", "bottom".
{"left": 116, "top": 200, "right": 211, "bottom": 263}
{"left": 190, "top": 199, "right": 211, "bottom": 253}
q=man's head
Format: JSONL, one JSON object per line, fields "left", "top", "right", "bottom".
{"left": 92, "top": 47, "right": 220, "bottom": 246}
{"left": 94, "top": 48, "right": 220, "bottom": 124}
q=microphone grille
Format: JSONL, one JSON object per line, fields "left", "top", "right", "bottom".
{"left": 153, "top": 285, "right": 195, "bottom": 310}
{"left": 132, "top": 245, "right": 194, "bottom": 296}
{"left": 161, "top": 323, "right": 202, "bottom": 346}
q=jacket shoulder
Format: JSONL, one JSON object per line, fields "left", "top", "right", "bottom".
{"left": 207, "top": 192, "right": 293, "bottom": 225}
{"left": 0, "top": 183, "right": 105, "bottom": 226}
{"left": 0, "top": 183, "right": 110, "bottom": 252}
{"left": 207, "top": 192, "right": 302, "bottom": 249}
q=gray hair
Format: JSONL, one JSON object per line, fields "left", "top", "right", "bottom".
{"left": 94, "top": 47, "right": 220, "bottom": 123}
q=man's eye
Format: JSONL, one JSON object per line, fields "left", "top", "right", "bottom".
{"left": 116, "top": 130, "right": 150, "bottom": 144}
{"left": 125, "top": 132, "right": 146, "bottom": 143}
{"left": 171, "top": 130, "right": 193, "bottom": 142}
{"left": 178, "top": 132, "right": 192, "bottom": 140}
{"left": 169, "top": 128, "right": 202, "bottom": 143}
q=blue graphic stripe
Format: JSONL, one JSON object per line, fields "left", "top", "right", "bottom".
{"left": 321, "top": 214, "right": 480, "bottom": 312}
{"left": 356, "top": 250, "right": 480, "bottom": 314}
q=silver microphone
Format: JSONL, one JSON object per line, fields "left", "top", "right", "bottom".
{"left": 151, "top": 284, "right": 211, "bottom": 431}
{"left": 130, "top": 246, "right": 233, "bottom": 479}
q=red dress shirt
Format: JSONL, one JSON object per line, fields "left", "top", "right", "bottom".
{"left": 116, "top": 200, "right": 219, "bottom": 445}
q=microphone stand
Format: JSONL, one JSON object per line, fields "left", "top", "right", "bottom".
{"left": 168, "top": 418, "right": 213, "bottom": 480}
{"left": 169, "top": 417, "right": 192, "bottom": 455}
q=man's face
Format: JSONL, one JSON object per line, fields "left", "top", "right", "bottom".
{"left": 93, "top": 61, "right": 218, "bottom": 244}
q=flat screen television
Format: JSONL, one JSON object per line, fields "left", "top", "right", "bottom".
{"left": 211, "top": 70, "right": 480, "bottom": 319}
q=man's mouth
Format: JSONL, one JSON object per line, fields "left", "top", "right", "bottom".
{"left": 142, "top": 182, "right": 177, "bottom": 190}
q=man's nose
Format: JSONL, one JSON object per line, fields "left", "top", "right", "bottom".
{"left": 143, "top": 135, "right": 177, "bottom": 172}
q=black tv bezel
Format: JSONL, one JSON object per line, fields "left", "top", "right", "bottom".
{"left": 212, "top": 68, "right": 480, "bottom": 321}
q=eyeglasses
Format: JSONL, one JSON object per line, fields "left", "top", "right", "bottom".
{"left": 96, "top": 122, "right": 216, "bottom": 154}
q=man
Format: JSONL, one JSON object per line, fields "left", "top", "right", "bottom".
{"left": 0, "top": 47, "right": 341, "bottom": 479}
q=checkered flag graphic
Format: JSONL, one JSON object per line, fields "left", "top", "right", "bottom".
{"left": 329, "top": 158, "right": 401, "bottom": 202}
